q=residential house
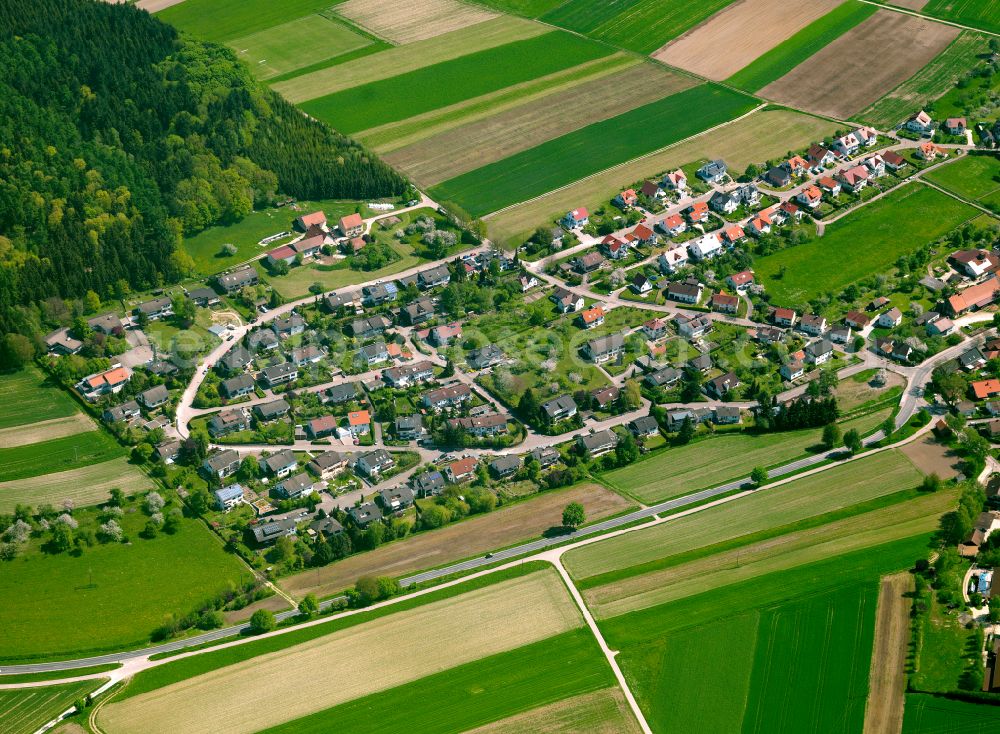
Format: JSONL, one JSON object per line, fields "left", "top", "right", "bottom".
{"left": 347, "top": 409, "right": 371, "bottom": 436}
{"left": 577, "top": 429, "right": 618, "bottom": 457}
{"left": 202, "top": 449, "right": 240, "bottom": 480}
{"left": 663, "top": 169, "right": 687, "bottom": 191}
{"left": 139, "top": 384, "right": 169, "bottom": 410}
{"left": 906, "top": 110, "right": 933, "bottom": 134}
{"left": 832, "top": 132, "right": 861, "bottom": 157}
{"left": 265, "top": 244, "right": 296, "bottom": 267}
{"left": 666, "top": 407, "right": 712, "bottom": 430}
{"left": 705, "top": 371, "right": 739, "bottom": 398}
{"left": 584, "top": 333, "right": 626, "bottom": 364}
{"left": 417, "top": 264, "right": 451, "bottom": 290}
{"left": 960, "top": 347, "right": 987, "bottom": 372}
{"left": 642, "top": 318, "right": 668, "bottom": 340}
{"left": 362, "top": 282, "right": 398, "bottom": 306}
{"left": 727, "top": 271, "right": 755, "bottom": 290}
{"left": 77, "top": 366, "right": 131, "bottom": 400}
{"left": 688, "top": 353, "right": 712, "bottom": 373}
{"left": 577, "top": 306, "right": 605, "bottom": 329}
{"left": 135, "top": 296, "right": 172, "bottom": 321}
{"left": 845, "top": 311, "right": 870, "bottom": 330}
{"left": 261, "top": 362, "right": 298, "bottom": 388}
{"left": 220, "top": 373, "right": 255, "bottom": 399}
{"left": 863, "top": 153, "right": 886, "bottom": 178}
{"left": 830, "top": 325, "right": 852, "bottom": 344}
{"left": 697, "top": 159, "right": 727, "bottom": 183}
{"left": 817, "top": 176, "right": 841, "bottom": 196}
{"left": 640, "top": 179, "right": 663, "bottom": 199}
{"left": 631, "top": 273, "right": 653, "bottom": 294}
{"left": 421, "top": 384, "right": 472, "bottom": 410}
{"left": 307, "top": 451, "right": 348, "bottom": 480}
{"left": 805, "top": 339, "right": 834, "bottom": 365}
{"left": 247, "top": 329, "right": 279, "bottom": 352}
{"left": 947, "top": 277, "right": 1000, "bottom": 315}
{"left": 658, "top": 246, "right": 689, "bottom": 273}
{"left": 600, "top": 235, "right": 628, "bottom": 261}
{"left": 687, "top": 233, "right": 722, "bottom": 261}
{"left": 219, "top": 346, "right": 252, "bottom": 374}
{"left": 710, "top": 292, "right": 739, "bottom": 313}
{"left": 685, "top": 201, "right": 709, "bottom": 223}
{"left": 348, "top": 502, "right": 383, "bottom": 528}
{"left": 542, "top": 395, "right": 578, "bottom": 422}
{"left": 306, "top": 415, "right": 339, "bottom": 439}
{"left": 103, "top": 400, "right": 141, "bottom": 423}
{"left": 550, "top": 287, "right": 584, "bottom": 313}
{"left": 252, "top": 517, "right": 298, "bottom": 546}
{"left": 799, "top": 313, "right": 827, "bottom": 336}
{"left": 255, "top": 399, "right": 290, "bottom": 422}
{"left": 927, "top": 317, "right": 955, "bottom": 336}
{"left": 378, "top": 486, "right": 415, "bottom": 513}
{"left": 44, "top": 328, "right": 83, "bottom": 356}
{"left": 631, "top": 222, "right": 658, "bottom": 245}
{"left": 746, "top": 211, "right": 772, "bottom": 237}
{"left": 273, "top": 314, "right": 305, "bottom": 338}
{"left": 806, "top": 144, "right": 836, "bottom": 171}
{"left": 216, "top": 267, "right": 258, "bottom": 293}
{"left": 530, "top": 447, "right": 560, "bottom": 469}
{"left": 350, "top": 315, "right": 392, "bottom": 339}
{"left": 710, "top": 189, "right": 741, "bottom": 215}
{"left": 877, "top": 308, "right": 903, "bottom": 328}
{"left": 291, "top": 345, "right": 323, "bottom": 367}
{"left": 574, "top": 251, "right": 605, "bottom": 274}
{"left": 562, "top": 207, "right": 589, "bottom": 229}
{"left": 358, "top": 341, "right": 390, "bottom": 367}
{"left": 402, "top": 298, "right": 435, "bottom": 325}
{"left": 264, "top": 450, "right": 297, "bottom": 478}
{"left": 394, "top": 414, "right": 424, "bottom": 440}
{"left": 645, "top": 366, "right": 681, "bottom": 388}
{"left": 676, "top": 314, "right": 712, "bottom": 339}
{"left": 383, "top": 360, "right": 435, "bottom": 387}
{"left": 855, "top": 126, "right": 878, "bottom": 148}
{"left": 765, "top": 166, "right": 791, "bottom": 187}
{"left": 781, "top": 359, "right": 805, "bottom": 380}
{"left": 917, "top": 141, "right": 947, "bottom": 161}
{"left": 837, "top": 165, "right": 869, "bottom": 192}
{"left": 324, "top": 382, "right": 360, "bottom": 405}
{"left": 591, "top": 386, "right": 620, "bottom": 409}
{"left": 714, "top": 406, "right": 742, "bottom": 425}
{"left": 944, "top": 117, "right": 967, "bottom": 135}
{"left": 796, "top": 185, "right": 822, "bottom": 209}
{"left": 786, "top": 155, "right": 810, "bottom": 177}
{"left": 950, "top": 250, "right": 1000, "bottom": 279}
{"left": 185, "top": 286, "right": 221, "bottom": 308}
{"left": 490, "top": 455, "right": 521, "bottom": 479}
{"left": 722, "top": 224, "right": 746, "bottom": 245}
{"left": 156, "top": 439, "right": 182, "bottom": 464}
{"left": 629, "top": 416, "right": 660, "bottom": 437}
{"left": 276, "top": 473, "right": 315, "bottom": 500}
{"left": 752, "top": 326, "right": 784, "bottom": 344}
{"left": 883, "top": 150, "right": 907, "bottom": 171}
{"left": 445, "top": 457, "right": 478, "bottom": 483}
{"left": 356, "top": 449, "right": 395, "bottom": 478}
{"left": 338, "top": 213, "right": 364, "bottom": 238}
{"left": 411, "top": 470, "right": 446, "bottom": 498}
{"left": 771, "top": 308, "right": 797, "bottom": 328}
{"left": 295, "top": 211, "right": 326, "bottom": 231}
{"left": 519, "top": 274, "right": 539, "bottom": 292}
{"left": 468, "top": 345, "right": 505, "bottom": 370}
{"left": 429, "top": 322, "right": 463, "bottom": 347}
{"left": 448, "top": 413, "right": 509, "bottom": 437}
{"left": 615, "top": 188, "right": 638, "bottom": 208}
{"left": 658, "top": 214, "right": 687, "bottom": 237}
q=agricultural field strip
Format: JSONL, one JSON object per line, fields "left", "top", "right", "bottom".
{"left": 862, "top": 573, "right": 913, "bottom": 734}
{"left": 920, "top": 0, "right": 1000, "bottom": 35}
{"left": 156, "top": 0, "right": 335, "bottom": 43}
{"left": 335, "top": 0, "right": 497, "bottom": 44}
{"left": 0, "top": 458, "right": 155, "bottom": 514}
{"left": 383, "top": 63, "right": 695, "bottom": 186}
{"left": 759, "top": 10, "right": 960, "bottom": 119}
{"left": 584, "top": 488, "right": 954, "bottom": 618}
{"left": 0, "top": 680, "right": 105, "bottom": 734}
{"left": 564, "top": 449, "right": 923, "bottom": 580}
{"left": 463, "top": 687, "right": 642, "bottom": 734}
{"left": 858, "top": 30, "right": 988, "bottom": 127}
{"left": 923, "top": 153, "right": 1000, "bottom": 204}
{"left": 483, "top": 108, "right": 838, "bottom": 244}
{"left": 653, "top": 0, "right": 842, "bottom": 81}
{"left": 0, "top": 431, "right": 124, "bottom": 483}
{"left": 0, "top": 413, "right": 95, "bottom": 449}
{"left": 272, "top": 16, "right": 547, "bottom": 103}
{"left": 0, "top": 367, "right": 79, "bottom": 429}
{"left": 98, "top": 571, "right": 583, "bottom": 734}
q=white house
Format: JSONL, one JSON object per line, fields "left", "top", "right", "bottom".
{"left": 687, "top": 233, "right": 722, "bottom": 261}
{"left": 562, "top": 207, "right": 589, "bottom": 229}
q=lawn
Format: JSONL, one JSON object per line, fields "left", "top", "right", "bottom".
{"left": 0, "top": 367, "right": 79, "bottom": 429}
{"left": 599, "top": 408, "right": 891, "bottom": 504}
{"left": 0, "top": 680, "right": 104, "bottom": 734}
{"left": 859, "top": 31, "right": 991, "bottom": 127}
{"left": 565, "top": 448, "right": 924, "bottom": 582}
{"left": 754, "top": 184, "right": 978, "bottom": 306}
{"left": 157, "top": 0, "right": 331, "bottom": 42}
{"left": 228, "top": 15, "right": 372, "bottom": 80}
{"left": 726, "top": 1, "right": 876, "bottom": 92}
{"left": 0, "top": 430, "right": 125, "bottom": 483}
{"left": 431, "top": 84, "right": 758, "bottom": 217}
{"left": 0, "top": 457, "right": 155, "bottom": 513}
{"left": 924, "top": 153, "right": 1000, "bottom": 209}
{"left": 257, "top": 630, "right": 615, "bottom": 734}
{"left": 300, "top": 32, "right": 611, "bottom": 134}
{"left": 0, "top": 516, "right": 252, "bottom": 661}
{"left": 541, "top": 0, "right": 738, "bottom": 54}
{"left": 902, "top": 693, "right": 1000, "bottom": 733}
{"left": 920, "top": 0, "right": 1000, "bottom": 35}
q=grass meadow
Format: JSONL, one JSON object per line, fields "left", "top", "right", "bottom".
{"left": 859, "top": 31, "right": 990, "bottom": 127}
{"left": 541, "top": 0, "right": 737, "bottom": 53}
{"left": 157, "top": 0, "right": 331, "bottom": 42}
{"left": 257, "top": 630, "right": 615, "bottom": 734}
{"left": 0, "top": 431, "right": 124, "bottom": 483}
{"left": 0, "top": 681, "right": 102, "bottom": 734}
{"left": 0, "top": 515, "right": 251, "bottom": 661}
{"left": 472, "top": 0, "right": 567, "bottom": 15}
{"left": 0, "top": 457, "right": 155, "bottom": 513}
{"left": 599, "top": 408, "right": 891, "bottom": 504}
{"left": 301, "top": 32, "right": 611, "bottom": 134}
{"left": 727, "top": 1, "right": 876, "bottom": 92}
{"left": 431, "top": 84, "right": 757, "bottom": 216}
{"left": 924, "top": 153, "right": 1000, "bottom": 211}
{"left": 754, "top": 184, "right": 977, "bottom": 305}
{"left": 921, "top": 0, "right": 1000, "bottom": 35}
{"left": 0, "top": 367, "right": 79, "bottom": 429}
{"left": 902, "top": 693, "right": 1000, "bottom": 733}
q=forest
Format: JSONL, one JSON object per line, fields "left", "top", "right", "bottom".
{"left": 0, "top": 0, "right": 405, "bottom": 346}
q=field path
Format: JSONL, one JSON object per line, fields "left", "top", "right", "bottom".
{"left": 862, "top": 573, "right": 914, "bottom": 734}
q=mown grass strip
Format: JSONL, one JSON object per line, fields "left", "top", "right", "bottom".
{"left": 0, "top": 663, "right": 119, "bottom": 684}
{"left": 300, "top": 31, "right": 611, "bottom": 134}
{"left": 158, "top": 0, "right": 331, "bottom": 43}
{"left": 0, "top": 431, "right": 124, "bottom": 482}
{"left": 726, "top": 0, "right": 876, "bottom": 92}
{"left": 256, "top": 629, "right": 614, "bottom": 734}
{"left": 430, "top": 84, "right": 757, "bottom": 217}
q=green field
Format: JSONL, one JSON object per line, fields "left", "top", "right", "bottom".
{"left": 0, "top": 367, "right": 79, "bottom": 429}
{"left": 0, "top": 515, "right": 252, "bottom": 661}
{"left": 859, "top": 32, "right": 990, "bottom": 127}
{"left": 924, "top": 153, "right": 1000, "bottom": 212}
{"left": 0, "top": 680, "right": 102, "bottom": 734}
{"left": 599, "top": 408, "right": 891, "bottom": 504}
{"left": 157, "top": 0, "right": 331, "bottom": 42}
{"left": 257, "top": 629, "right": 615, "bottom": 734}
{"left": 301, "top": 32, "right": 611, "bottom": 134}
{"left": 229, "top": 15, "right": 371, "bottom": 80}
{"left": 755, "top": 184, "right": 978, "bottom": 305}
{"left": 473, "top": 0, "right": 567, "bottom": 15}
{"left": 431, "top": 84, "right": 757, "bottom": 217}
{"left": 920, "top": 0, "right": 1000, "bottom": 35}
{"left": 0, "top": 457, "right": 155, "bottom": 514}
{"left": 541, "top": 0, "right": 737, "bottom": 54}
{"left": 566, "top": 449, "right": 924, "bottom": 582}
{"left": 727, "top": 1, "right": 876, "bottom": 92}
{"left": 902, "top": 693, "right": 1000, "bottom": 733}
{"left": 0, "top": 431, "right": 124, "bottom": 483}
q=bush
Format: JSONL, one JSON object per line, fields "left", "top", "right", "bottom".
{"left": 249, "top": 609, "right": 276, "bottom": 634}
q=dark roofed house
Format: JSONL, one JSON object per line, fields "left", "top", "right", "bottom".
{"left": 216, "top": 267, "right": 258, "bottom": 293}
{"left": 247, "top": 329, "right": 279, "bottom": 352}
{"left": 219, "top": 346, "right": 252, "bottom": 373}
{"left": 44, "top": 328, "right": 83, "bottom": 355}
{"left": 542, "top": 395, "right": 577, "bottom": 422}
{"left": 187, "top": 286, "right": 220, "bottom": 307}
{"left": 577, "top": 429, "right": 618, "bottom": 456}
{"left": 263, "top": 449, "right": 297, "bottom": 478}
{"left": 697, "top": 159, "right": 727, "bottom": 183}
{"left": 448, "top": 413, "right": 509, "bottom": 437}
{"left": 276, "top": 472, "right": 315, "bottom": 500}
{"left": 324, "top": 382, "right": 360, "bottom": 405}
{"left": 490, "top": 455, "right": 521, "bottom": 478}
{"left": 378, "top": 486, "right": 415, "bottom": 512}
{"left": 261, "top": 362, "right": 298, "bottom": 387}
{"left": 356, "top": 449, "right": 395, "bottom": 478}
{"left": 203, "top": 449, "right": 240, "bottom": 479}
{"left": 252, "top": 517, "right": 298, "bottom": 546}
{"left": 411, "top": 470, "right": 446, "bottom": 497}
{"left": 530, "top": 447, "right": 560, "bottom": 468}
{"left": 358, "top": 341, "right": 390, "bottom": 367}
{"left": 273, "top": 314, "right": 305, "bottom": 337}
{"left": 383, "top": 360, "right": 435, "bottom": 387}
{"left": 468, "top": 344, "right": 505, "bottom": 370}
{"left": 307, "top": 451, "right": 347, "bottom": 480}
{"left": 421, "top": 383, "right": 472, "bottom": 410}
{"left": 348, "top": 502, "right": 382, "bottom": 528}
{"left": 403, "top": 298, "right": 435, "bottom": 325}
{"left": 88, "top": 313, "right": 124, "bottom": 335}
{"left": 255, "top": 399, "right": 290, "bottom": 421}
{"left": 139, "top": 384, "right": 169, "bottom": 409}
{"left": 629, "top": 416, "right": 659, "bottom": 437}
{"left": 591, "top": 385, "right": 620, "bottom": 409}
{"left": 209, "top": 409, "right": 247, "bottom": 437}
{"left": 104, "top": 400, "right": 141, "bottom": 423}
{"left": 646, "top": 366, "right": 681, "bottom": 388}
{"left": 418, "top": 264, "right": 451, "bottom": 289}
{"left": 705, "top": 372, "right": 739, "bottom": 399}
{"left": 666, "top": 281, "right": 702, "bottom": 304}
{"left": 350, "top": 315, "right": 392, "bottom": 338}
{"left": 135, "top": 296, "right": 172, "bottom": 320}
{"left": 395, "top": 414, "right": 424, "bottom": 440}
{"left": 584, "top": 332, "right": 625, "bottom": 364}
{"left": 220, "top": 373, "right": 255, "bottom": 399}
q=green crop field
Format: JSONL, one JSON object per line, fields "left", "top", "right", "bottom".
{"left": 0, "top": 680, "right": 103, "bottom": 734}
{"left": 541, "top": 0, "right": 737, "bottom": 54}
{"left": 859, "top": 32, "right": 990, "bottom": 127}
{"left": 0, "top": 431, "right": 124, "bottom": 483}
{"left": 473, "top": 0, "right": 567, "bottom": 15}
{"left": 0, "top": 515, "right": 252, "bottom": 661}
{"left": 0, "top": 367, "right": 79, "bottom": 429}
{"left": 920, "top": 0, "right": 1000, "bottom": 35}
{"left": 0, "top": 457, "right": 155, "bottom": 514}
{"left": 599, "top": 408, "right": 890, "bottom": 504}
{"left": 727, "top": 1, "right": 876, "bottom": 92}
{"left": 229, "top": 15, "right": 371, "bottom": 80}
{"left": 902, "top": 693, "right": 1000, "bottom": 733}
{"left": 924, "top": 153, "right": 1000, "bottom": 210}
{"left": 157, "top": 0, "right": 331, "bottom": 43}
{"left": 430, "top": 84, "right": 757, "bottom": 217}
{"left": 257, "top": 629, "right": 615, "bottom": 734}
{"left": 755, "top": 184, "right": 977, "bottom": 305}
{"left": 565, "top": 449, "right": 924, "bottom": 582}
{"left": 301, "top": 32, "right": 611, "bottom": 135}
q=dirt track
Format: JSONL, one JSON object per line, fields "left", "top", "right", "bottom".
{"left": 760, "top": 10, "right": 959, "bottom": 118}
{"left": 653, "top": 0, "right": 842, "bottom": 80}
{"left": 862, "top": 573, "right": 914, "bottom": 734}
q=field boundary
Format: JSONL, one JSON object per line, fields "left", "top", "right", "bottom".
{"left": 862, "top": 572, "right": 914, "bottom": 734}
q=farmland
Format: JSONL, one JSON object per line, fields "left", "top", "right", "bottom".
{"left": 0, "top": 457, "right": 155, "bottom": 513}
{"left": 430, "top": 84, "right": 758, "bottom": 217}
{"left": 99, "top": 569, "right": 584, "bottom": 734}
{"left": 653, "top": 0, "right": 842, "bottom": 81}
{"left": 383, "top": 62, "right": 694, "bottom": 186}
{"left": 924, "top": 153, "right": 1000, "bottom": 212}
{"left": 0, "top": 430, "right": 125, "bottom": 483}
{"left": 754, "top": 184, "right": 978, "bottom": 305}
{"left": 540, "top": 0, "right": 738, "bottom": 54}
{"left": 0, "top": 681, "right": 103, "bottom": 734}
{"left": 0, "top": 367, "right": 79, "bottom": 429}
{"left": 565, "top": 449, "right": 925, "bottom": 582}
{"left": 859, "top": 31, "right": 990, "bottom": 127}
{"left": 921, "top": 0, "right": 1000, "bottom": 34}
{"left": 157, "top": 0, "right": 332, "bottom": 42}
{"left": 599, "top": 408, "right": 891, "bottom": 504}
{"left": 902, "top": 693, "right": 1000, "bottom": 733}
{"left": 726, "top": 1, "right": 877, "bottom": 91}
{"left": 336, "top": 0, "right": 497, "bottom": 44}
{"left": 759, "top": 11, "right": 959, "bottom": 119}
{"left": 279, "top": 483, "right": 631, "bottom": 599}
{"left": 464, "top": 688, "right": 642, "bottom": 734}
{"left": 864, "top": 574, "right": 913, "bottom": 734}
{"left": 0, "top": 413, "right": 95, "bottom": 449}
{"left": 0, "top": 512, "right": 251, "bottom": 661}
{"left": 300, "top": 32, "right": 612, "bottom": 135}
{"left": 483, "top": 108, "right": 838, "bottom": 244}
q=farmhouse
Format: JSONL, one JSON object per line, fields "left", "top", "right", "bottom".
{"left": 577, "top": 429, "right": 617, "bottom": 457}
{"left": 295, "top": 211, "right": 326, "bottom": 231}
{"left": 584, "top": 333, "right": 626, "bottom": 364}
{"left": 338, "top": 213, "right": 364, "bottom": 238}
{"left": 947, "top": 277, "right": 1000, "bottom": 315}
